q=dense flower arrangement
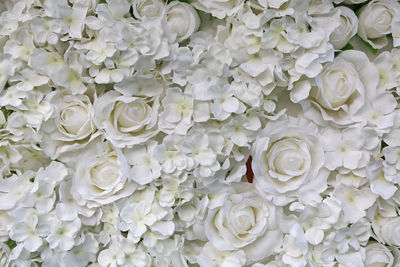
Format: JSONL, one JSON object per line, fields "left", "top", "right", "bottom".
{"left": 1, "top": 0, "right": 400, "bottom": 266}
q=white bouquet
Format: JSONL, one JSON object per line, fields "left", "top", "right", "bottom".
{"left": 1, "top": 0, "right": 400, "bottom": 266}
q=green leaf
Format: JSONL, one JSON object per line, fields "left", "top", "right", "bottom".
{"left": 99, "top": 0, "right": 106, "bottom": 3}
{"left": 1, "top": 108, "right": 13, "bottom": 121}
{"left": 360, "top": 39, "right": 378, "bottom": 54}
{"left": 342, "top": 43, "right": 354, "bottom": 51}
{"left": 5, "top": 239, "right": 17, "bottom": 250}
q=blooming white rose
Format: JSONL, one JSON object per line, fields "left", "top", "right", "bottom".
{"left": 72, "top": 140, "right": 137, "bottom": 208}
{"left": 358, "top": 0, "right": 400, "bottom": 49}
{"left": 364, "top": 242, "right": 394, "bottom": 267}
{"left": 334, "top": 0, "right": 369, "bottom": 4}
{"left": 94, "top": 91, "right": 160, "bottom": 148}
{"left": 300, "top": 50, "right": 380, "bottom": 127}
{"left": 192, "top": 0, "right": 244, "bottom": 19}
{"left": 132, "top": 0, "right": 165, "bottom": 21}
{"left": 252, "top": 117, "right": 329, "bottom": 206}
{"left": 329, "top": 7, "right": 358, "bottom": 50}
{"left": 197, "top": 242, "right": 246, "bottom": 267}
{"left": 166, "top": 2, "right": 200, "bottom": 43}
{"left": 205, "top": 183, "right": 283, "bottom": 263}
{"left": 374, "top": 217, "right": 400, "bottom": 247}
{"left": 40, "top": 90, "right": 99, "bottom": 160}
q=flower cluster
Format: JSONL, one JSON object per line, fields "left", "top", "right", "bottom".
{"left": 1, "top": 0, "right": 400, "bottom": 266}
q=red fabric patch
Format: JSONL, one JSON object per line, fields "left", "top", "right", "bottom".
{"left": 246, "top": 156, "right": 254, "bottom": 183}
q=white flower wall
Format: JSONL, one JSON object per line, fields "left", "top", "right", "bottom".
{"left": 0, "top": 0, "right": 400, "bottom": 266}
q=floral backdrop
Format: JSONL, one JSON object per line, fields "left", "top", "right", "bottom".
{"left": 0, "top": 0, "right": 400, "bottom": 266}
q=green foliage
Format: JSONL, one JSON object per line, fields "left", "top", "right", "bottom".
{"left": 5, "top": 239, "right": 17, "bottom": 250}
{"left": 360, "top": 39, "right": 378, "bottom": 54}
{"left": 342, "top": 43, "right": 354, "bottom": 51}
{"left": 1, "top": 108, "right": 13, "bottom": 121}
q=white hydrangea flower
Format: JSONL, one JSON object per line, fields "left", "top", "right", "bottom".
{"left": 374, "top": 51, "right": 399, "bottom": 90}
{"left": 29, "top": 49, "right": 86, "bottom": 94}
{"left": 0, "top": 172, "right": 33, "bottom": 210}
{"left": 209, "top": 84, "right": 246, "bottom": 120}
{"left": 124, "top": 141, "right": 161, "bottom": 185}
{"left": 331, "top": 219, "right": 371, "bottom": 254}
{"left": 0, "top": 55, "right": 16, "bottom": 92}
{"left": 382, "top": 146, "right": 400, "bottom": 184}
{"left": 281, "top": 224, "right": 308, "bottom": 267}
{"left": 222, "top": 113, "right": 261, "bottom": 147}
{"left": 118, "top": 187, "right": 172, "bottom": 243}
{"left": 181, "top": 128, "right": 220, "bottom": 179}
{"left": 159, "top": 87, "right": 193, "bottom": 135}
{"left": 155, "top": 135, "right": 192, "bottom": 174}
{"left": 46, "top": 216, "right": 81, "bottom": 251}
{"left": 0, "top": 141, "right": 23, "bottom": 178}
{"left": 333, "top": 184, "right": 377, "bottom": 224}
{"left": 20, "top": 161, "right": 68, "bottom": 214}
{"left": 30, "top": 17, "right": 61, "bottom": 45}
{"left": 9, "top": 213, "right": 48, "bottom": 252}
{"left": 9, "top": 68, "right": 49, "bottom": 92}
{"left": 61, "top": 232, "right": 98, "bottom": 267}
{"left": 321, "top": 127, "right": 380, "bottom": 171}
{"left": 3, "top": 28, "right": 35, "bottom": 63}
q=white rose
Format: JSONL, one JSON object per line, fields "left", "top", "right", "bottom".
{"left": 358, "top": 0, "right": 400, "bottom": 49}
{"left": 94, "top": 91, "right": 160, "bottom": 148}
{"left": 72, "top": 140, "right": 136, "bottom": 209}
{"left": 334, "top": 0, "right": 369, "bottom": 4}
{"left": 132, "top": 0, "right": 165, "bottom": 21}
{"left": 41, "top": 90, "right": 99, "bottom": 160}
{"left": 300, "top": 50, "right": 380, "bottom": 127}
{"left": 374, "top": 217, "right": 400, "bottom": 247}
{"left": 192, "top": 0, "right": 244, "bottom": 19}
{"left": 205, "top": 183, "right": 283, "bottom": 263}
{"left": 166, "top": 2, "right": 200, "bottom": 42}
{"left": 252, "top": 117, "right": 329, "bottom": 206}
{"left": 330, "top": 7, "right": 358, "bottom": 50}
{"left": 364, "top": 242, "right": 394, "bottom": 267}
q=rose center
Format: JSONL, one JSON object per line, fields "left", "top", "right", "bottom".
{"left": 231, "top": 206, "right": 255, "bottom": 234}
{"left": 116, "top": 101, "right": 148, "bottom": 128}
{"left": 90, "top": 158, "right": 120, "bottom": 189}
{"left": 137, "top": 0, "right": 160, "bottom": 18}
{"left": 274, "top": 149, "right": 305, "bottom": 174}
{"left": 60, "top": 105, "right": 89, "bottom": 135}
